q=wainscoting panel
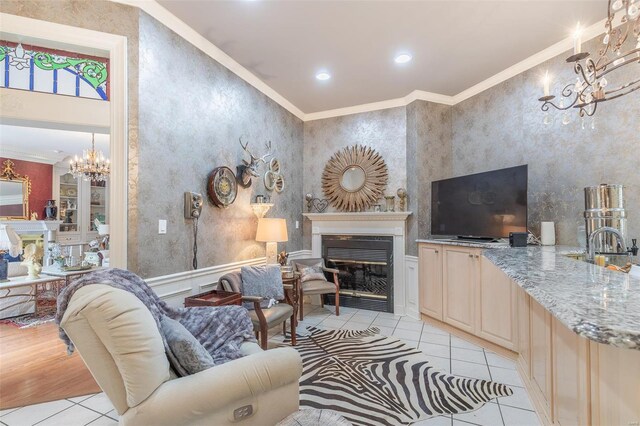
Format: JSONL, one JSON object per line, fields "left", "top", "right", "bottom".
{"left": 149, "top": 250, "right": 312, "bottom": 307}
{"left": 405, "top": 255, "right": 420, "bottom": 320}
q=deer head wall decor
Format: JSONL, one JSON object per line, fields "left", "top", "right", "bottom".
{"left": 236, "top": 138, "right": 273, "bottom": 188}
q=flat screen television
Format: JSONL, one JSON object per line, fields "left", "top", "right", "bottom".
{"left": 431, "top": 165, "right": 528, "bottom": 240}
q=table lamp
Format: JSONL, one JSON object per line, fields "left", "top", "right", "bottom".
{"left": 0, "top": 225, "right": 22, "bottom": 282}
{"left": 256, "top": 218, "right": 288, "bottom": 264}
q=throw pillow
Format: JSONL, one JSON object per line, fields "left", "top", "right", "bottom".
{"left": 240, "top": 265, "right": 284, "bottom": 310}
{"left": 160, "top": 315, "right": 215, "bottom": 377}
{"left": 297, "top": 263, "right": 326, "bottom": 283}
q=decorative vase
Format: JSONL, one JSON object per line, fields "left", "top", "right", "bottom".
{"left": 44, "top": 200, "right": 58, "bottom": 220}
{"left": 384, "top": 196, "right": 396, "bottom": 212}
{"left": 84, "top": 251, "right": 101, "bottom": 267}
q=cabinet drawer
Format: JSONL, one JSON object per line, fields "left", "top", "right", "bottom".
{"left": 57, "top": 234, "right": 82, "bottom": 244}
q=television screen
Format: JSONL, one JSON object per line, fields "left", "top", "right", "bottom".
{"left": 431, "top": 165, "right": 528, "bottom": 239}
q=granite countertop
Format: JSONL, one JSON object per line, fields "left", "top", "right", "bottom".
{"left": 416, "top": 238, "right": 511, "bottom": 249}
{"left": 417, "top": 239, "right": 640, "bottom": 350}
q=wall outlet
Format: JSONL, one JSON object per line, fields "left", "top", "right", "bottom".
{"left": 295, "top": 220, "right": 300, "bottom": 229}
{"left": 158, "top": 220, "right": 167, "bottom": 234}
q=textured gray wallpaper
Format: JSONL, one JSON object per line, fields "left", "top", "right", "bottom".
{"left": 451, "top": 33, "right": 640, "bottom": 246}
{"left": 406, "top": 101, "right": 452, "bottom": 256}
{"left": 302, "top": 108, "right": 407, "bottom": 247}
{"left": 136, "top": 13, "right": 304, "bottom": 278}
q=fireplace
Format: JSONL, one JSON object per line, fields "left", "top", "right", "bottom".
{"left": 322, "top": 235, "right": 393, "bottom": 312}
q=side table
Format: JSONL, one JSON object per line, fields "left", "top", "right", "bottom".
{"left": 282, "top": 272, "right": 300, "bottom": 327}
{"left": 184, "top": 289, "right": 242, "bottom": 307}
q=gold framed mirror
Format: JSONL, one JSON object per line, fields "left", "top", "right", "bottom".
{"left": 322, "top": 145, "right": 388, "bottom": 212}
{"left": 0, "top": 160, "right": 31, "bottom": 220}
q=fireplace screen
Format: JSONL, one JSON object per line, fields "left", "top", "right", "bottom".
{"left": 322, "top": 235, "right": 393, "bottom": 312}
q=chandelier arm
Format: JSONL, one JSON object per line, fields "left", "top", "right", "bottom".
{"left": 598, "top": 83, "right": 640, "bottom": 102}
{"left": 595, "top": 48, "right": 640, "bottom": 78}
{"left": 574, "top": 62, "right": 596, "bottom": 88}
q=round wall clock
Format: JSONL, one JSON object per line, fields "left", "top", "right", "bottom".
{"left": 207, "top": 166, "right": 238, "bottom": 208}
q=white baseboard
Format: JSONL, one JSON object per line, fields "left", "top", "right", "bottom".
{"left": 405, "top": 255, "right": 420, "bottom": 320}
{"left": 148, "top": 250, "right": 311, "bottom": 306}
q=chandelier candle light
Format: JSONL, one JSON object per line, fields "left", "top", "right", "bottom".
{"left": 70, "top": 133, "right": 110, "bottom": 181}
{"left": 539, "top": 0, "right": 640, "bottom": 120}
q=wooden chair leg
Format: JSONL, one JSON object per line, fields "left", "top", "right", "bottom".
{"left": 320, "top": 296, "right": 324, "bottom": 308}
{"left": 299, "top": 289, "right": 304, "bottom": 321}
{"left": 260, "top": 323, "right": 268, "bottom": 350}
{"left": 335, "top": 290, "right": 340, "bottom": 316}
{"left": 290, "top": 315, "right": 296, "bottom": 346}
{"left": 282, "top": 320, "right": 286, "bottom": 336}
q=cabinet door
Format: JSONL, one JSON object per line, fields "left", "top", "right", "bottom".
{"left": 530, "top": 299, "right": 553, "bottom": 422}
{"left": 57, "top": 171, "right": 80, "bottom": 234}
{"left": 517, "top": 287, "right": 531, "bottom": 378}
{"left": 418, "top": 244, "right": 442, "bottom": 320}
{"left": 442, "top": 247, "right": 478, "bottom": 334}
{"left": 590, "top": 342, "right": 640, "bottom": 426}
{"left": 477, "top": 258, "right": 517, "bottom": 349}
{"left": 552, "top": 317, "right": 590, "bottom": 426}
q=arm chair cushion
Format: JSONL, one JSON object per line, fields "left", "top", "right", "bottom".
{"left": 248, "top": 303, "right": 293, "bottom": 329}
{"left": 300, "top": 279, "right": 337, "bottom": 295}
{"left": 160, "top": 315, "right": 215, "bottom": 376}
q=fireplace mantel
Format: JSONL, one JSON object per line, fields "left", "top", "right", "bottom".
{"left": 303, "top": 211, "right": 416, "bottom": 318}
{"left": 303, "top": 212, "right": 412, "bottom": 221}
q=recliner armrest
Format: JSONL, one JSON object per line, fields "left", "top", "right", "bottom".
{"left": 123, "top": 347, "right": 302, "bottom": 425}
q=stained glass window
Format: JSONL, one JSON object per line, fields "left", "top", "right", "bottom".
{"left": 0, "top": 41, "right": 109, "bottom": 101}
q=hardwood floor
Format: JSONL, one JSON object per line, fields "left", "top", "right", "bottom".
{"left": 0, "top": 322, "right": 100, "bottom": 409}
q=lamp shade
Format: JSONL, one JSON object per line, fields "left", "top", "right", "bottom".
{"left": 256, "top": 218, "right": 288, "bottom": 243}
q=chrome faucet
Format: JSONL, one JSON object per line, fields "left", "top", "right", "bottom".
{"left": 588, "top": 226, "right": 627, "bottom": 263}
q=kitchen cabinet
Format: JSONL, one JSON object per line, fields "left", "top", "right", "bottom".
{"left": 442, "top": 246, "right": 479, "bottom": 334}
{"left": 589, "top": 341, "right": 640, "bottom": 426}
{"left": 418, "top": 244, "right": 443, "bottom": 320}
{"left": 517, "top": 286, "right": 531, "bottom": 378}
{"left": 477, "top": 257, "right": 517, "bottom": 350}
{"left": 530, "top": 298, "right": 553, "bottom": 423}
{"left": 552, "top": 317, "right": 590, "bottom": 426}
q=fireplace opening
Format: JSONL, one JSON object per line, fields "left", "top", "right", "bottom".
{"left": 322, "top": 235, "right": 393, "bottom": 313}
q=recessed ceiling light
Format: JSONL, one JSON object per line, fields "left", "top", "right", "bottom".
{"left": 315, "top": 71, "right": 331, "bottom": 81}
{"left": 394, "top": 53, "right": 413, "bottom": 64}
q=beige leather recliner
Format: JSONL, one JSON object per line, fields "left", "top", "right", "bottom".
{"left": 60, "top": 284, "right": 302, "bottom": 426}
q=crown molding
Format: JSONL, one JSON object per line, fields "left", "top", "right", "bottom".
{"left": 110, "top": 0, "right": 615, "bottom": 121}
{"left": 111, "top": 0, "right": 306, "bottom": 121}
{"left": 0, "top": 146, "right": 65, "bottom": 164}
{"left": 304, "top": 90, "right": 455, "bottom": 122}
{"left": 452, "top": 15, "right": 620, "bottom": 105}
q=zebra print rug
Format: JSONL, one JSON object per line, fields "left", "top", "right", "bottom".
{"left": 292, "top": 327, "right": 513, "bottom": 426}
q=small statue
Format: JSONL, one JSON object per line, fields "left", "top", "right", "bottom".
{"left": 21, "top": 243, "right": 43, "bottom": 279}
{"left": 397, "top": 188, "right": 408, "bottom": 211}
{"left": 30, "top": 211, "right": 38, "bottom": 220}
{"left": 277, "top": 251, "right": 289, "bottom": 266}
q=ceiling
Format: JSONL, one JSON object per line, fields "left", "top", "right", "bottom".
{"left": 158, "top": 0, "right": 606, "bottom": 114}
{"left": 0, "top": 124, "right": 110, "bottom": 165}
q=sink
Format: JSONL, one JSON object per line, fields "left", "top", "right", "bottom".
{"left": 562, "top": 251, "right": 632, "bottom": 270}
{"left": 562, "top": 252, "right": 586, "bottom": 261}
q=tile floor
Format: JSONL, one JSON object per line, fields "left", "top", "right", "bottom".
{"left": 1, "top": 304, "right": 541, "bottom": 426}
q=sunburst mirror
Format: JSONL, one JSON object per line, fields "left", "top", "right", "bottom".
{"left": 321, "top": 145, "right": 388, "bottom": 212}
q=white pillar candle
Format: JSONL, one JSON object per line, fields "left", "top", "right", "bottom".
{"left": 573, "top": 23, "right": 582, "bottom": 55}
{"left": 541, "top": 222, "right": 556, "bottom": 246}
{"left": 543, "top": 71, "right": 550, "bottom": 96}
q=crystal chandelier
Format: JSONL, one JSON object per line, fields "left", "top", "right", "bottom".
{"left": 538, "top": 0, "right": 640, "bottom": 121}
{"left": 70, "top": 133, "right": 110, "bottom": 182}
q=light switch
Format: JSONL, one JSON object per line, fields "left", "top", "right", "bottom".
{"left": 158, "top": 220, "right": 167, "bottom": 234}
{"left": 295, "top": 220, "right": 300, "bottom": 229}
